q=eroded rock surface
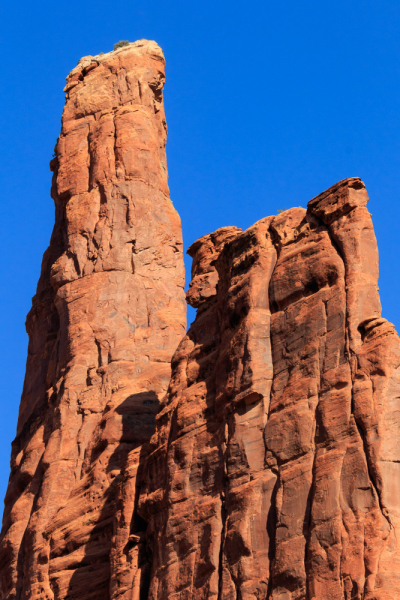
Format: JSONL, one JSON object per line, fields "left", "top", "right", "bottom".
{"left": 1, "top": 37, "right": 399, "bottom": 600}
{"left": 139, "top": 178, "right": 400, "bottom": 600}
{"left": 0, "top": 40, "right": 186, "bottom": 600}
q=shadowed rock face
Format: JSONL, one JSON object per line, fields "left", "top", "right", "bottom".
{"left": 0, "top": 40, "right": 186, "bottom": 600}
{"left": 1, "top": 41, "right": 400, "bottom": 600}
{"left": 139, "top": 178, "right": 400, "bottom": 600}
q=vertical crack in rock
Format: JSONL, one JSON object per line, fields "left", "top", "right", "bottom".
{"left": 265, "top": 470, "right": 279, "bottom": 600}
{"left": 217, "top": 488, "right": 227, "bottom": 600}
{"left": 353, "top": 408, "right": 392, "bottom": 529}
{"left": 0, "top": 40, "right": 186, "bottom": 600}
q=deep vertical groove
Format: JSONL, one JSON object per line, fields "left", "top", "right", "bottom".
{"left": 266, "top": 473, "right": 279, "bottom": 600}
{"left": 303, "top": 399, "right": 322, "bottom": 600}
{"left": 266, "top": 225, "right": 280, "bottom": 600}
{"left": 217, "top": 413, "right": 230, "bottom": 600}
{"left": 217, "top": 497, "right": 227, "bottom": 600}
{"left": 353, "top": 413, "right": 392, "bottom": 529}
{"left": 113, "top": 112, "right": 118, "bottom": 179}
{"left": 95, "top": 339, "right": 102, "bottom": 367}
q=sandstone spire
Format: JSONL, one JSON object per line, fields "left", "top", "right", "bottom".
{"left": 2, "top": 37, "right": 400, "bottom": 600}
{"left": 0, "top": 40, "right": 186, "bottom": 600}
{"left": 139, "top": 178, "right": 400, "bottom": 600}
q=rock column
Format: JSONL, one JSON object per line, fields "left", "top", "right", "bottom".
{"left": 0, "top": 40, "right": 186, "bottom": 600}
{"left": 139, "top": 178, "right": 400, "bottom": 600}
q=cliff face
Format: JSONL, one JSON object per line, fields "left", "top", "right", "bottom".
{"left": 2, "top": 40, "right": 400, "bottom": 600}
{"left": 0, "top": 41, "right": 186, "bottom": 600}
{"left": 139, "top": 178, "right": 400, "bottom": 600}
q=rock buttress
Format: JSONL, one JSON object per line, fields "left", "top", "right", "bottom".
{"left": 0, "top": 40, "right": 186, "bottom": 600}
{"left": 139, "top": 178, "right": 400, "bottom": 600}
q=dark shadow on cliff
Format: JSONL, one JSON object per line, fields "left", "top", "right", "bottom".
{"left": 63, "top": 391, "right": 159, "bottom": 600}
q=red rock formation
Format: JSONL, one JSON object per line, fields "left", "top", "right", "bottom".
{"left": 139, "top": 178, "right": 400, "bottom": 600}
{"left": 0, "top": 40, "right": 186, "bottom": 600}
{"left": 1, "top": 37, "right": 399, "bottom": 600}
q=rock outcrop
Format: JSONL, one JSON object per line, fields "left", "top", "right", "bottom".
{"left": 139, "top": 178, "right": 400, "bottom": 600}
{"left": 0, "top": 40, "right": 186, "bottom": 600}
{"left": 1, "top": 38, "right": 400, "bottom": 600}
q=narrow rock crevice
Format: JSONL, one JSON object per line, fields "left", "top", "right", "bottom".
{"left": 266, "top": 474, "right": 279, "bottom": 600}
{"left": 217, "top": 496, "right": 227, "bottom": 600}
{"left": 353, "top": 412, "right": 392, "bottom": 529}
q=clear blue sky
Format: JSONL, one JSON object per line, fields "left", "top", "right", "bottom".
{"left": 1, "top": 0, "right": 400, "bottom": 505}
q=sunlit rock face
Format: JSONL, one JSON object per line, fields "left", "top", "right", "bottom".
{"left": 1, "top": 36, "right": 400, "bottom": 600}
{"left": 139, "top": 178, "right": 400, "bottom": 600}
{"left": 0, "top": 40, "right": 186, "bottom": 600}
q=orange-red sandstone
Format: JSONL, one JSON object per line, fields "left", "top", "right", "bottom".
{"left": 140, "top": 178, "right": 400, "bottom": 600}
{"left": 1, "top": 39, "right": 400, "bottom": 600}
{"left": 0, "top": 40, "right": 186, "bottom": 600}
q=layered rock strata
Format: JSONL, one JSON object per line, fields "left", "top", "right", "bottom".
{"left": 139, "top": 178, "right": 400, "bottom": 600}
{"left": 0, "top": 41, "right": 186, "bottom": 600}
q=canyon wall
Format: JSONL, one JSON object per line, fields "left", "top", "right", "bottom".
{"left": 1, "top": 39, "right": 400, "bottom": 600}
{"left": 0, "top": 41, "right": 186, "bottom": 600}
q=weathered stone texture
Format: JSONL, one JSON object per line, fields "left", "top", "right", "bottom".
{"left": 0, "top": 40, "right": 186, "bottom": 600}
{"left": 139, "top": 178, "right": 400, "bottom": 600}
{"left": 1, "top": 36, "right": 400, "bottom": 600}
